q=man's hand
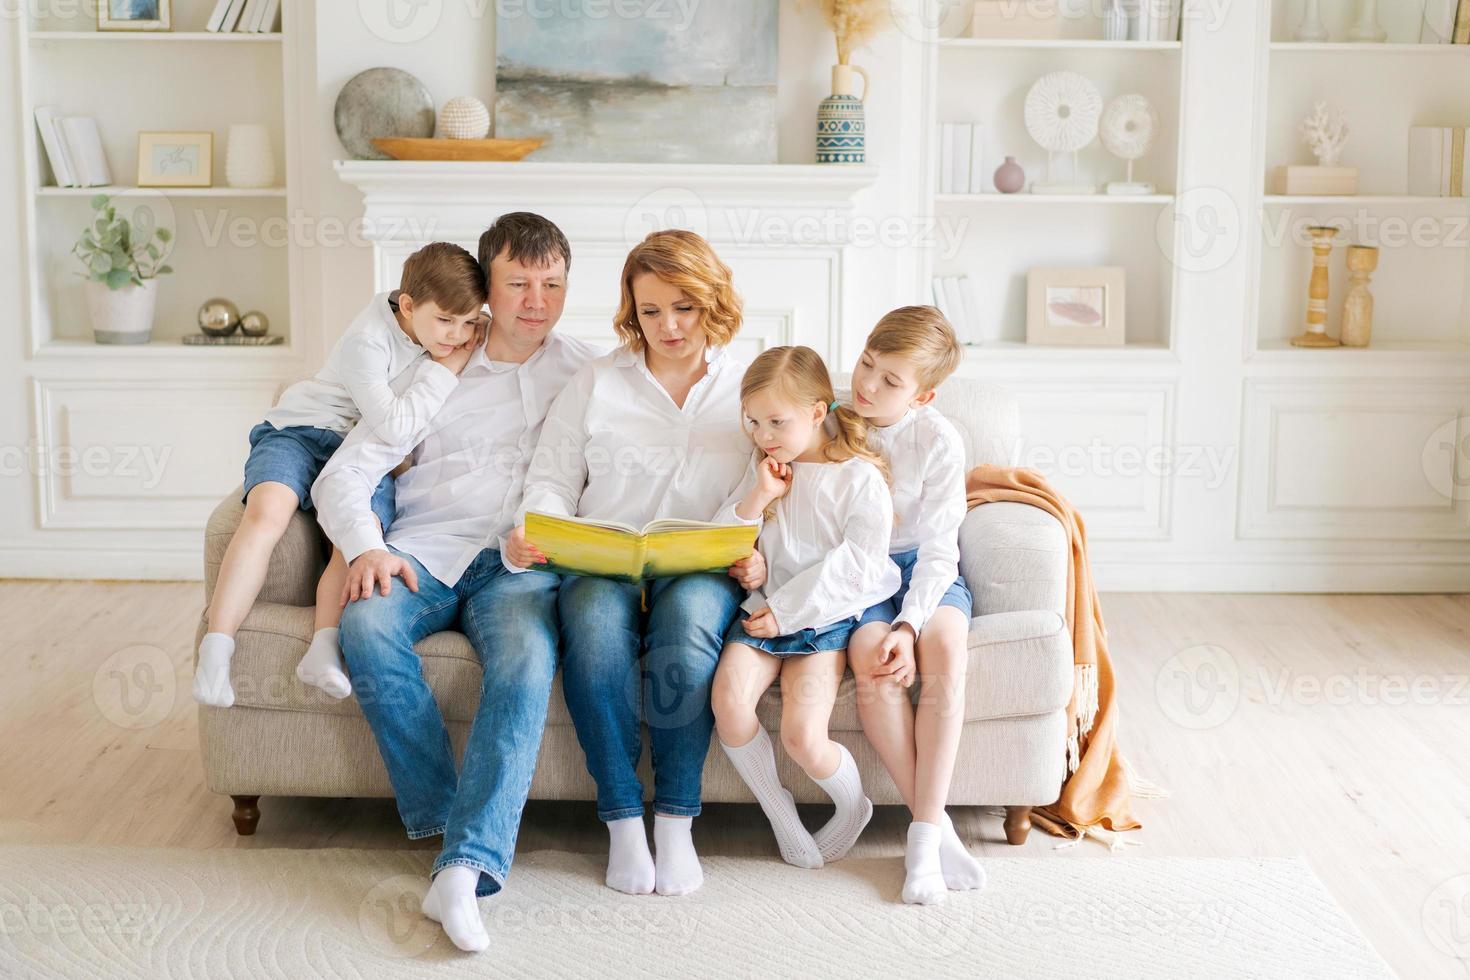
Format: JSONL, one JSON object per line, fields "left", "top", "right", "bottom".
{"left": 728, "top": 548, "right": 767, "bottom": 590}
{"left": 504, "top": 525, "right": 547, "bottom": 569}
{"left": 341, "top": 549, "right": 419, "bottom": 605}
{"left": 869, "top": 623, "right": 917, "bottom": 688}
{"left": 741, "top": 606, "right": 779, "bottom": 639}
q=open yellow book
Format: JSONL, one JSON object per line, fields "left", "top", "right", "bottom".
{"left": 525, "top": 511, "right": 759, "bottom": 583}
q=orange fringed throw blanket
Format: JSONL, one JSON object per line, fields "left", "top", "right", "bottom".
{"left": 965, "top": 463, "right": 1142, "bottom": 843}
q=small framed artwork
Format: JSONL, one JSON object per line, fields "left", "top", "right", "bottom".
{"left": 1026, "top": 266, "right": 1126, "bottom": 346}
{"left": 98, "top": 0, "right": 171, "bottom": 31}
{"left": 137, "top": 132, "right": 212, "bottom": 188}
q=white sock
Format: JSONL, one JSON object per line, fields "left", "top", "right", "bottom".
{"left": 420, "top": 865, "right": 488, "bottom": 953}
{"left": 605, "top": 816, "right": 655, "bottom": 895}
{"left": 938, "top": 811, "right": 987, "bottom": 891}
{"left": 901, "top": 821, "right": 947, "bottom": 905}
{"left": 295, "top": 627, "right": 352, "bottom": 699}
{"left": 721, "top": 729, "right": 822, "bottom": 870}
{"left": 812, "top": 743, "right": 873, "bottom": 863}
{"left": 192, "top": 632, "right": 236, "bottom": 707}
{"left": 653, "top": 814, "right": 703, "bottom": 896}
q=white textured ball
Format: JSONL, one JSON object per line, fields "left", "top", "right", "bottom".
{"left": 439, "top": 97, "right": 490, "bottom": 140}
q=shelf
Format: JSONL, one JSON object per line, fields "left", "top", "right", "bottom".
{"left": 964, "top": 341, "right": 1174, "bottom": 360}
{"left": 1262, "top": 195, "right": 1470, "bottom": 206}
{"left": 942, "top": 38, "right": 1180, "bottom": 51}
{"left": 28, "top": 31, "right": 282, "bottom": 43}
{"left": 938, "top": 192, "right": 1174, "bottom": 205}
{"left": 1269, "top": 41, "right": 1470, "bottom": 54}
{"left": 37, "top": 186, "right": 287, "bottom": 198}
{"left": 1254, "top": 338, "right": 1470, "bottom": 358}
{"left": 36, "top": 338, "right": 297, "bottom": 359}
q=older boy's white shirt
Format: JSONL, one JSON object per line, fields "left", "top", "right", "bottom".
{"left": 869, "top": 404, "right": 969, "bottom": 633}
{"left": 264, "top": 291, "right": 459, "bottom": 443}
{"left": 312, "top": 330, "right": 604, "bottom": 588}
{"left": 515, "top": 344, "right": 751, "bottom": 549}
{"left": 718, "top": 456, "right": 902, "bottom": 636}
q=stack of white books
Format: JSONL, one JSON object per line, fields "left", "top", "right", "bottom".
{"left": 938, "top": 122, "right": 987, "bottom": 195}
{"left": 1135, "top": 0, "right": 1183, "bottom": 42}
{"left": 930, "top": 274, "right": 984, "bottom": 345}
{"left": 34, "top": 108, "right": 112, "bottom": 188}
{"left": 206, "top": 0, "right": 282, "bottom": 32}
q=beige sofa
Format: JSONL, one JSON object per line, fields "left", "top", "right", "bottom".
{"left": 196, "top": 379, "right": 1073, "bottom": 845}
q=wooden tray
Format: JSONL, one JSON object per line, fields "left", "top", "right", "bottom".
{"left": 370, "top": 137, "right": 544, "bottom": 162}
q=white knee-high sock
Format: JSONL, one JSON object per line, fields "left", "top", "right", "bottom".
{"left": 721, "top": 728, "right": 822, "bottom": 870}
{"left": 296, "top": 627, "right": 352, "bottom": 699}
{"left": 901, "top": 821, "right": 947, "bottom": 905}
{"left": 605, "top": 816, "right": 655, "bottom": 895}
{"left": 653, "top": 814, "right": 703, "bottom": 896}
{"left": 812, "top": 743, "right": 873, "bottom": 863}
{"left": 421, "top": 865, "right": 489, "bottom": 952}
{"left": 938, "top": 811, "right": 987, "bottom": 891}
{"left": 193, "top": 632, "right": 236, "bottom": 707}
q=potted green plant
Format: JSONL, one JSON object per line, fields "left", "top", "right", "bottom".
{"left": 72, "top": 194, "right": 173, "bottom": 344}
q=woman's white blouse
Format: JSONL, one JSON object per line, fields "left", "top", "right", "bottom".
{"left": 518, "top": 344, "right": 751, "bottom": 532}
{"left": 716, "top": 456, "right": 901, "bottom": 636}
{"left": 868, "top": 405, "right": 969, "bottom": 633}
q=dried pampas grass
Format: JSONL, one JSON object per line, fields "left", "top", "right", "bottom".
{"left": 802, "top": 0, "right": 892, "bottom": 65}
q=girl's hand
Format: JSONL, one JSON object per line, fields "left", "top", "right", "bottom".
{"left": 504, "top": 525, "right": 547, "bottom": 569}
{"left": 728, "top": 548, "right": 767, "bottom": 590}
{"left": 870, "top": 625, "right": 917, "bottom": 688}
{"left": 754, "top": 455, "right": 792, "bottom": 503}
{"left": 742, "top": 607, "right": 779, "bottom": 639}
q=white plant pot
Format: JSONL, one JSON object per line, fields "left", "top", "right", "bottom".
{"left": 85, "top": 278, "right": 158, "bottom": 345}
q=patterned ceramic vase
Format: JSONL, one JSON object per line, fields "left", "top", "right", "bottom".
{"left": 816, "top": 64, "right": 869, "bottom": 164}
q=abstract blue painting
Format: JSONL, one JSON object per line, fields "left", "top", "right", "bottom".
{"left": 494, "top": 1, "right": 778, "bottom": 163}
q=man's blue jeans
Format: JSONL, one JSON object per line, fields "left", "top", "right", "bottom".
{"left": 558, "top": 572, "right": 744, "bottom": 822}
{"left": 340, "top": 547, "right": 559, "bottom": 898}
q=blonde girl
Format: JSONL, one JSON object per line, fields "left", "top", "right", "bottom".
{"left": 711, "top": 346, "right": 901, "bottom": 869}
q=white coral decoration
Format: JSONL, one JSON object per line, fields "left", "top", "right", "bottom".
{"left": 1299, "top": 101, "right": 1349, "bottom": 167}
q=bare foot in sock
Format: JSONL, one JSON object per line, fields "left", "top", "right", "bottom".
{"left": 193, "top": 632, "right": 236, "bottom": 707}
{"left": 901, "top": 821, "right": 947, "bottom": 905}
{"left": 421, "top": 865, "right": 489, "bottom": 952}
{"left": 812, "top": 744, "right": 873, "bottom": 863}
{"left": 653, "top": 814, "right": 703, "bottom": 896}
{"left": 605, "top": 816, "right": 655, "bottom": 895}
{"left": 295, "top": 627, "right": 352, "bottom": 699}
{"left": 939, "top": 811, "right": 987, "bottom": 891}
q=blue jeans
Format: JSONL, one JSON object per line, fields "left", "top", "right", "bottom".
{"left": 339, "top": 547, "right": 560, "bottom": 898}
{"left": 558, "top": 572, "right": 744, "bottom": 822}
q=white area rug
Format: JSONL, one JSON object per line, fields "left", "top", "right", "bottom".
{"left": 0, "top": 846, "right": 1391, "bottom": 979}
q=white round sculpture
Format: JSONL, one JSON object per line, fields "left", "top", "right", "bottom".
{"left": 439, "top": 96, "right": 490, "bottom": 140}
{"left": 1099, "top": 94, "right": 1159, "bottom": 195}
{"left": 1023, "top": 71, "right": 1102, "bottom": 194}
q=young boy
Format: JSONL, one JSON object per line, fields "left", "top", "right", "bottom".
{"left": 844, "top": 305, "right": 988, "bottom": 905}
{"left": 194, "top": 242, "right": 487, "bottom": 708}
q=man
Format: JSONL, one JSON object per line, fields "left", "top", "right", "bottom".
{"left": 312, "top": 213, "right": 600, "bottom": 952}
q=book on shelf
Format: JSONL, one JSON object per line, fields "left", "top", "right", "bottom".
{"left": 259, "top": 0, "right": 282, "bottom": 32}
{"left": 1137, "top": 0, "right": 1181, "bottom": 41}
{"left": 523, "top": 512, "right": 758, "bottom": 583}
{"left": 1408, "top": 127, "right": 1468, "bottom": 197}
{"left": 34, "top": 107, "right": 75, "bottom": 188}
{"left": 206, "top": 0, "right": 232, "bottom": 31}
{"left": 938, "top": 122, "right": 987, "bottom": 194}
{"left": 929, "top": 275, "right": 982, "bottom": 343}
{"left": 59, "top": 118, "right": 111, "bottom": 187}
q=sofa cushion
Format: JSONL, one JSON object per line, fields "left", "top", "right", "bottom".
{"left": 209, "top": 604, "right": 1073, "bottom": 731}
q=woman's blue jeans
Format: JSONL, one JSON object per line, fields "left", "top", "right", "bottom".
{"left": 557, "top": 572, "right": 744, "bottom": 822}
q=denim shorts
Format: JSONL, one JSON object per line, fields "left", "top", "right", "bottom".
{"left": 724, "top": 615, "right": 858, "bottom": 657}
{"left": 856, "top": 547, "right": 973, "bottom": 629}
{"left": 242, "top": 421, "right": 396, "bottom": 531}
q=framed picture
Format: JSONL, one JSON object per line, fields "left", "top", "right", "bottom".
{"left": 137, "top": 132, "right": 212, "bottom": 188}
{"left": 1026, "top": 266, "right": 1126, "bottom": 346}
{"left": 98, "top": 0, "right": 171, "bottom": 31}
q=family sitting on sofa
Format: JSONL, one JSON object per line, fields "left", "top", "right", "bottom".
{"left": 193, "top": 212, "right": 987, "bottom": 953}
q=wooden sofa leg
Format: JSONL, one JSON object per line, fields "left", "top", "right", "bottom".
{"left": 230, "top": 795, "right": 261, "bottom": 836}
{"left": 1004, "top": 805, "right": 1032, "bottom": 845}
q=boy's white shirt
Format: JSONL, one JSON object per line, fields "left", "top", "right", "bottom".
{"left": 264, "top": 291, "right": 459, "bottom": 444}
{"left": 513, "top": 344, "right": 752, "bottom": 572}
{"left": 868, "top": 404, "right": 969, "bottom": 633}
{"left": 311, "top": 330, "right": 604, "bottom": 588}
{"left": 716, "top": 455, "right": 902, "bottom": 636}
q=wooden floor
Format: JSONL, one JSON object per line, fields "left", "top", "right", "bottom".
{"left": 2, "top": 581, "right": 1465, "bottom": 977}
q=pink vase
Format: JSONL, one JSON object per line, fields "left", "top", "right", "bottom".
{"left": 994, "top": 156, "right": 1025, "bottom": 194}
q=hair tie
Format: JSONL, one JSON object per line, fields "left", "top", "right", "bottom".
{"left": 828, "top": 400, "right": 840, "bottom": 411}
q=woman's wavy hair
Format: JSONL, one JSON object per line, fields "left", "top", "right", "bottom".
{"left": 740, "top": 346, "right": 889, "bottom": 519}
{"left": 613, "top": 230, "right": 742, "bottom": 354}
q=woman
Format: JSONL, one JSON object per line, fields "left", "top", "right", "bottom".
{"left": 507, "top": 230, "right": 754, "bottom": 897}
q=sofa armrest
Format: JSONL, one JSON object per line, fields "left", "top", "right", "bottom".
{"left": 203, "top": 486, "right": 327, "bottom": 608}
{"left": 959, "top": 501, "right": 1067, "bottom": 618}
